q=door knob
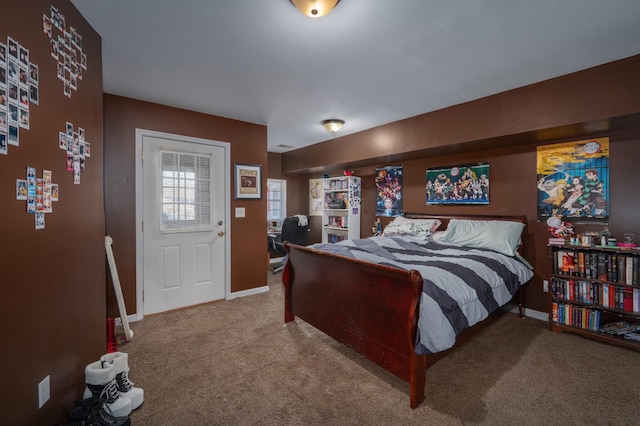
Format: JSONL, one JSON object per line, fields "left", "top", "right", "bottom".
{"left": 218, "top": 231, "right": 225, "bottom": 236}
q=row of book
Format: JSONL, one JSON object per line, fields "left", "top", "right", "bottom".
{"left": 326, "top": 233, "right": 347, "bottom": 243}
{"left": 552, "top": 278, "right": 640, "bottom": 313}
{"left": 552, "top": 249, "right": 639, "bottom": 285}
{"left": 552, "top": 302, "right": 640, "bottom": 341}
{"left": 325, "top": 215, "right": 348, "bottom": 228}
{"left": 551, "top": 302, "right": 601, "bottom": 331}
{"left": 324, "top": 179, "right": 350, "bottom": 191}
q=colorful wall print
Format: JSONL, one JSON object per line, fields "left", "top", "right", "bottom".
{"left": 17, "top": 167, "right": 59, "bottom": 229}
{"left": 309, "top": 178, "right": 323, "bottom": 216}
{"left": 375, "top": 166, "right": 403, "bottom": 217}
{"left": 536, "top": 137, "right": 609, "bottom": 220}
{"left": 426, "top": 163, "right": 490, "bottom": 205}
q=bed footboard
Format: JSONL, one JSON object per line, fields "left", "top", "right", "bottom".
{"left": 283, "top": 242, "right": 427, "bottom": 408}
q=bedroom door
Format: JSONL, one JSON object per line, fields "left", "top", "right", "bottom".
{"left": 141, "top": 132, "right": 229, "bottom": 315}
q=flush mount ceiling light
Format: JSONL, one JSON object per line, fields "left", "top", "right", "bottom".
{"left": 290, "top": 0, "right": 341, "bottom": 18}
{"left": 321, "top": 119, "right": 345, "bottom": 133}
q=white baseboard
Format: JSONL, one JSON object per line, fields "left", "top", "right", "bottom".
{"left": 227, "top": 284, "right": 270, "bottom": 300}
{"left": 114, "top": 314, "right": 141, "bottom": 325}
{"left": 505, "top": 303, "right": 549, "bottom": 322}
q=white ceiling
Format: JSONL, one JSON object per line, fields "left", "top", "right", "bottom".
{"left": 70, "top": 0, "right": 640, "bottom": 154}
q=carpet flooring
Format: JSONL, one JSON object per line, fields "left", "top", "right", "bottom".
{"left": 121, "top": 272, "right": 640, "bottom": 425}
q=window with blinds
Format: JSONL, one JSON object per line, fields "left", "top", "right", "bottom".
{"left": 160, "top": 150, "right": 212, "bottom": 232}
{"left": 267, "top": 179, "right": 286, "bottom": 220}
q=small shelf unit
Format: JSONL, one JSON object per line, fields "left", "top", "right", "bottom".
{"left": 547, "top": 244, "right": 640, "bottom": 351}
{"left": 321, "top": 176, "right": 361, "bottom": 244}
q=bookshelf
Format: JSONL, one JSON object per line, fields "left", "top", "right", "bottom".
{"left": 322, "top": 176, "right": 361, "bottom": 243}
{"left": 548, "top": 244, "right": 640, "bottom": 350}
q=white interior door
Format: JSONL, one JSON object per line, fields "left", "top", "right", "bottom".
{"left": 141, "top": 133, "right": 227, "bottom": 315}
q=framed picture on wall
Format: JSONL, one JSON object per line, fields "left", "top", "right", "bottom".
{"left": 234, "top": 163, "right": 262, "bottom": 199}
{"left": 426, "top": 162, "right": 490, "bottom": 205}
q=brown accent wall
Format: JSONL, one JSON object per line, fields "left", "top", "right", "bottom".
{"left": 104, "top": 94, "right": 268, "bottom": 318}
{"left": 338, "top": 134, "right": 639, "bottom": 313}
{"left": 283, "top": 55, "right": 640, "bottom": 173}
{"left": 0, "top": 1, "right": 105, "bottom": 424}
{"left": 279, "top": 55, "right": 640, "bottom": 315}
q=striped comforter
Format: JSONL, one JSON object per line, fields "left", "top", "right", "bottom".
{"left": 310, "top": 236, "right": 534, "bottom": 354}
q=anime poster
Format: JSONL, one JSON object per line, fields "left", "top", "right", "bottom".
{"left": 426, "top": 163, "right": 490, "bottom": 205}
{"left": 536, "top": 138, "right": 609, "bottom": 220}
{"left": 375, "top": 166, "right": 403, "bottom": 217}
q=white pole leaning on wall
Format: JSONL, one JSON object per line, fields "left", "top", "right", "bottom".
{"left": 105, "top": 236, "right": 134, "bottom": 341}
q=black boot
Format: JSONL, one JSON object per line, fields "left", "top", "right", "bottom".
{"left": 67, "top": 397, "right": 131, "bottom": 426}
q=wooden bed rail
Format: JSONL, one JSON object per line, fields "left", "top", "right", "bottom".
{"left": 283, "top": 243, "right": 427, "bottom": 408}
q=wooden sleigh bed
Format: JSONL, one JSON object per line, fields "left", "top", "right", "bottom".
{"left": 282, "top": 213, "right": 531, "bottom": 409}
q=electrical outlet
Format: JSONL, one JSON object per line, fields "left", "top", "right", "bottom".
{"left": 38, "top": 375, "right": 50, "bottom": 408}
{"left": 543, "top": 280, "right": 549, "bottom": 293}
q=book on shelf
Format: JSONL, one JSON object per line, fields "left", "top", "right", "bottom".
{"left": 327, "top": 233, "right": 347, "bottom": 243}
{"left": 624, "top": 331, "right": 640, "bottom": 341}
{"left": 623, "top": 288, "right": 634, "bottom": 312}
{"left": 597, "top": 253, "right": 608, "bottom": 281}
{"left": 326, "top": 215, "right": 348, "bottom": 228}
{"left": 599, "top": 321, "right": 640, "bottom": 335}
{"left": 548, "top": 237, "right": 567, "bottom": 245}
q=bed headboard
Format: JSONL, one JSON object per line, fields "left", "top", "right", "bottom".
{"left": 404, "top": 212, "right": 526, "bottom": 228}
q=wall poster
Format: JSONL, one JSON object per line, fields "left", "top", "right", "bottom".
{"left": 426, "top": 163, "right": 489, "bottom": 205}
{"left": 536, "top": 137, "right": 609, "bottom": 221}
{"left": 375, "top": 166, "right": 403, "bottom": 217}
{"left": 309, "top": 178, "right": 322, "bottom": 216}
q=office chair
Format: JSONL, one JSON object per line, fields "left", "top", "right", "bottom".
{"left": 269, "top": 215, "right": 310, "bottom": 274}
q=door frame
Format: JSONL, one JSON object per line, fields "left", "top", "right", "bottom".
{"left": 135, "top": 128, "right": 231, "bottom": 320}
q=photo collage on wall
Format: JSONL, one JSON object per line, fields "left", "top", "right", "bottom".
{"left": 536, "top": 137, "right": 610, "bottom": 221}
{"left": 426, "top": 163, "right": 490, "bottom": 205}
{"left": 43, "top": 5, "right": 87, "bottom": 98}
{"left": 16, "top": 167, "right": 59, "bottom": 230}
{"left": 59, "top": 121, "right": 91, "bottom": 184}
{"left": 0, "top": 35, "right": 40, "bottom": 154}
{"left": 375, "top": 166, "right": 403, "bottom": 217}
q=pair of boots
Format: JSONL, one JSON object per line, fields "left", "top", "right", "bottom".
{"left": 66, "top": 397, "right": 130, "bottom": 426}
{"left": 83, "top": 352, "right": 144, "bottom": 417}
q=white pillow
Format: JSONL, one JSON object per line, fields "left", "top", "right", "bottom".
{"left": 382, "top": 216, "right": 442, "bottom": 240}
{"left": 430, "top": 231, "right": 445, "bottom": 241}
{"left": 441, "top": 219, "right": 525, "bottom": 256}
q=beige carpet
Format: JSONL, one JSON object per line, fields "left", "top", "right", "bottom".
{"left": 121, "top": 272, "right": 640, "bottom": 425}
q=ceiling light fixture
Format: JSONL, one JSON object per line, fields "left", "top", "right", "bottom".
{"left": 290, "top": 0, "right": 341, "bottom": 18}
{"left": 321, "top": 119, "right": 345, "bottom": 133}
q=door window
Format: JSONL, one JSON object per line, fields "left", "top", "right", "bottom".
{"left": 160, "top": 150, "right": 212, "bottom": 232}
